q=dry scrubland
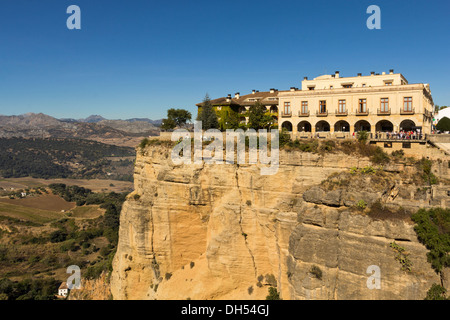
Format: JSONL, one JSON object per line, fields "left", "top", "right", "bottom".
{"left": 0, "top": 183, "right": 127, "bottom": 300}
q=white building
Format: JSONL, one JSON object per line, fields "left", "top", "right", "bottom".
{"left": 435, "top": 107, "right": 450, "bottom": 124}
{"left": 58, "top": 282, "right": 69, "bottom": 297}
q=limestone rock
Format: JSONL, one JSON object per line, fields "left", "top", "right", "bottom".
{"left": 110, "top": 145, "right": 445, "bottom": 300}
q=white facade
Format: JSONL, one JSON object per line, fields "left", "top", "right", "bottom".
{"left": 435, "top": 107, "right": 450, "bottom": 123}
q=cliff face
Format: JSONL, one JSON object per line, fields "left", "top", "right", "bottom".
{"left": 110, "top": 145, "right": 444, "bottom": 300}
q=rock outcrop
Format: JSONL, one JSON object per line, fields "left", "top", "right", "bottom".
{"left": 110, "top": 144, "right": 446, "bottom": 300}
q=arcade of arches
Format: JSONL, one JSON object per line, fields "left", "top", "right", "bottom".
{"left": 283, "top": 119, "right": 418, "bottom": 134}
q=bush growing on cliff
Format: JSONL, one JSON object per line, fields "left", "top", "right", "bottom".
{"left": 411, "top": 208, "right": 450, "bottom": 274}
{"left": 357, "top": 131, "right": 369, "bottom": 143}
{"left": 425, "top": 283, "right": 448, "bottom": 300}
{"left": 310, "top": 265, "right": 323, "bottom": 280}
{"left": 369, "top": 147, "right": 390, "bottom": 165}
{"left": 266, "top": 287, "right": 281, "bottom": 300}
{"left": 390, "top": 241, "right": 413, "bottom": 272}
{"left": 418, "top": 158, "right": 438, "bottom": 186}
{"left": 139, "top": 138, "right": 150, "bottom": 149}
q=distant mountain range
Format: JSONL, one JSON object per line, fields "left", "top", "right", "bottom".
{"left": 60, "top": 115, "right": 163, "bottom": 126}
{"left": 0, "top": 113, "right": 162, "bottom": 142}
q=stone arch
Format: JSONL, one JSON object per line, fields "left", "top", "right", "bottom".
{"left": 354, "top": 120, "right": 371, "bottom": 132}
{"left": 281, "top": 121, "right": 293, "bottom": 132}
{"left": 376, "top": 120, "right": 394, "bottom": 132}
{"left": 334, "top": 120, "right": 350, "bottom": 132}
{"left": 297, "top": 121, "right": 312, "bottom": 132}
{"left": 315, "top": 120, "right": 330, "bottom": 132}
{"left": 399, "top": 119, "right": 416, "bottom": 131}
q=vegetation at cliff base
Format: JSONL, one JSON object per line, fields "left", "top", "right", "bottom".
{"left": 0, "top": 183, "right": 129, "bottom": 300}
{"left": 0, "top": 278, "right": 60, "bottom": 300}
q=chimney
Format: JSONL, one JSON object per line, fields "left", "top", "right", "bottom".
{"left": 303, "top": 76, "right": 308, "bottom": 80}
{"left": 252, "top": 90, "right": 256, "bottom": 94}
{"left": 290, "top": 87, "right": 296, "bottom": 92}
{"left": 335, "top": 71, "right": 340, "bottom": 78}
{"left": 357, "top": 73, "right": 362, "bottom": 77}
{"left": 270, "top": 88, "right": 275, "bottom": 93}
{"left": 234, "top": 92, "right": 240, "bottom": 99}
{"left": 389, "top": 69, "right": 394, "bottom": 74}
{"left": 226, "top": 94, "right": 231, "bottom": 102}
{"left": 371, "top": 71, "right": 375, "bottom": 76}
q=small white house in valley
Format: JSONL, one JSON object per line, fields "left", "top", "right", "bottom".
{"left": 58, "top": 282, "right": 69, "bottom": 297}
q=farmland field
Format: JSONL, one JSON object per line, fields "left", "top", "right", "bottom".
{"left": 0, "top": 177, "right": 133, "bottom": 193}
{"left": 0, "top": 202, "right": 63, "bottom": 224}
{"left": 0, "top": 194, "right": 76, "bottom": 212}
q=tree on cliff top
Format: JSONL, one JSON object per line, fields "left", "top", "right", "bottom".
{"left": 197, "top": 94, "right": 218, "bottom": 130}
{"left": 436, "top": 117, "right": 450, "bottom": 132}
{"left": 161, "top": 108, "right": 192, "bottom": 130}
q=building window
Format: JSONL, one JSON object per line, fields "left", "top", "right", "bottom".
{"left": 284, "top": 102, "right": 291, "bottom": 115}
{"left": 301, "top": 101, "right": 308, "bottom": 114}
{"left": 338, "top": 100, "right": 346, "bottom": 113}
{"left": 362, "top": 84, "right": 366, "bottom": 87}
{"left": 384, "top": 142, "right": 392, "bottom": 148}
{"left": 343, "top": 84, "right": 353, "bottom": 88}
{"left": 402, "top": 142, "right": 411, "bottom": 149}
{"left": 359, "top": 99, "right": 367, "bottom": 113}
{"left": 385, "top": 81, "right": 393, "bottom": 86}
{"left": 330, "top": 86, "right": 334, "bottom": 89}
{"left": 319, "top": 100, "right": 327, "bottom": 113}
{"left": 404, "top": 97, "right": 413, "bottom": 111}
{"left": 380, "top": 98, "right": 389, "bottom": 112}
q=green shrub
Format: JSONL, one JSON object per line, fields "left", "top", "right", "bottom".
{"left": 49, "top": 230, "right": 68, "bottom": 243}
{"left": 310, "top": 265, "right": 323, "bottom": 280}
{"left": 266, "top": 287, "right": 281, "bottom": 300}
{"left": 356, "top": 200, "right": 367, "bottom": 210}
{"left": 425, "top": 283, "right": 448, "bottom": 300}
{"left": 370, "top": 147, "right": 390, "bottom": 165}
{"left": 139, "top": 138, "right": 150, "bottom": 149}
{"left": 357, "top": 131, "right": 369, "bottom": 142}
{"left": 411, "top": 208, "right": 450, "bottom": 273}
{"left": 390, "top": 241, "right": 413, "bottom": 272}
{"left": 436, "top": 117, "right": 450, "bottom": 132}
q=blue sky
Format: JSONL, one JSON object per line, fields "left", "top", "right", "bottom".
{"left": 0, "top": 0, "right": 449, "bottom": 120}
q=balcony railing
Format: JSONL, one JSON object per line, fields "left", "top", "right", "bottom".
{"left": 316, "top": 110, "right": 328, "bottom": 117}
{"left": 335, "top": 109, "right": 348, "bottom": 116}
{"left": 377, "top": 108, "right": 391, "bottom": 116}
{"left": 281, "top": 112, "right": 292, "bottom": 118}
{"left": 356, "top": 109, "right": 369, "bottom": 116}
{"left": 298, "top": 110, "right": 310, "bottom": 117}
{"left": 400, "top": 108, "right": 415, "bottom": 115}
